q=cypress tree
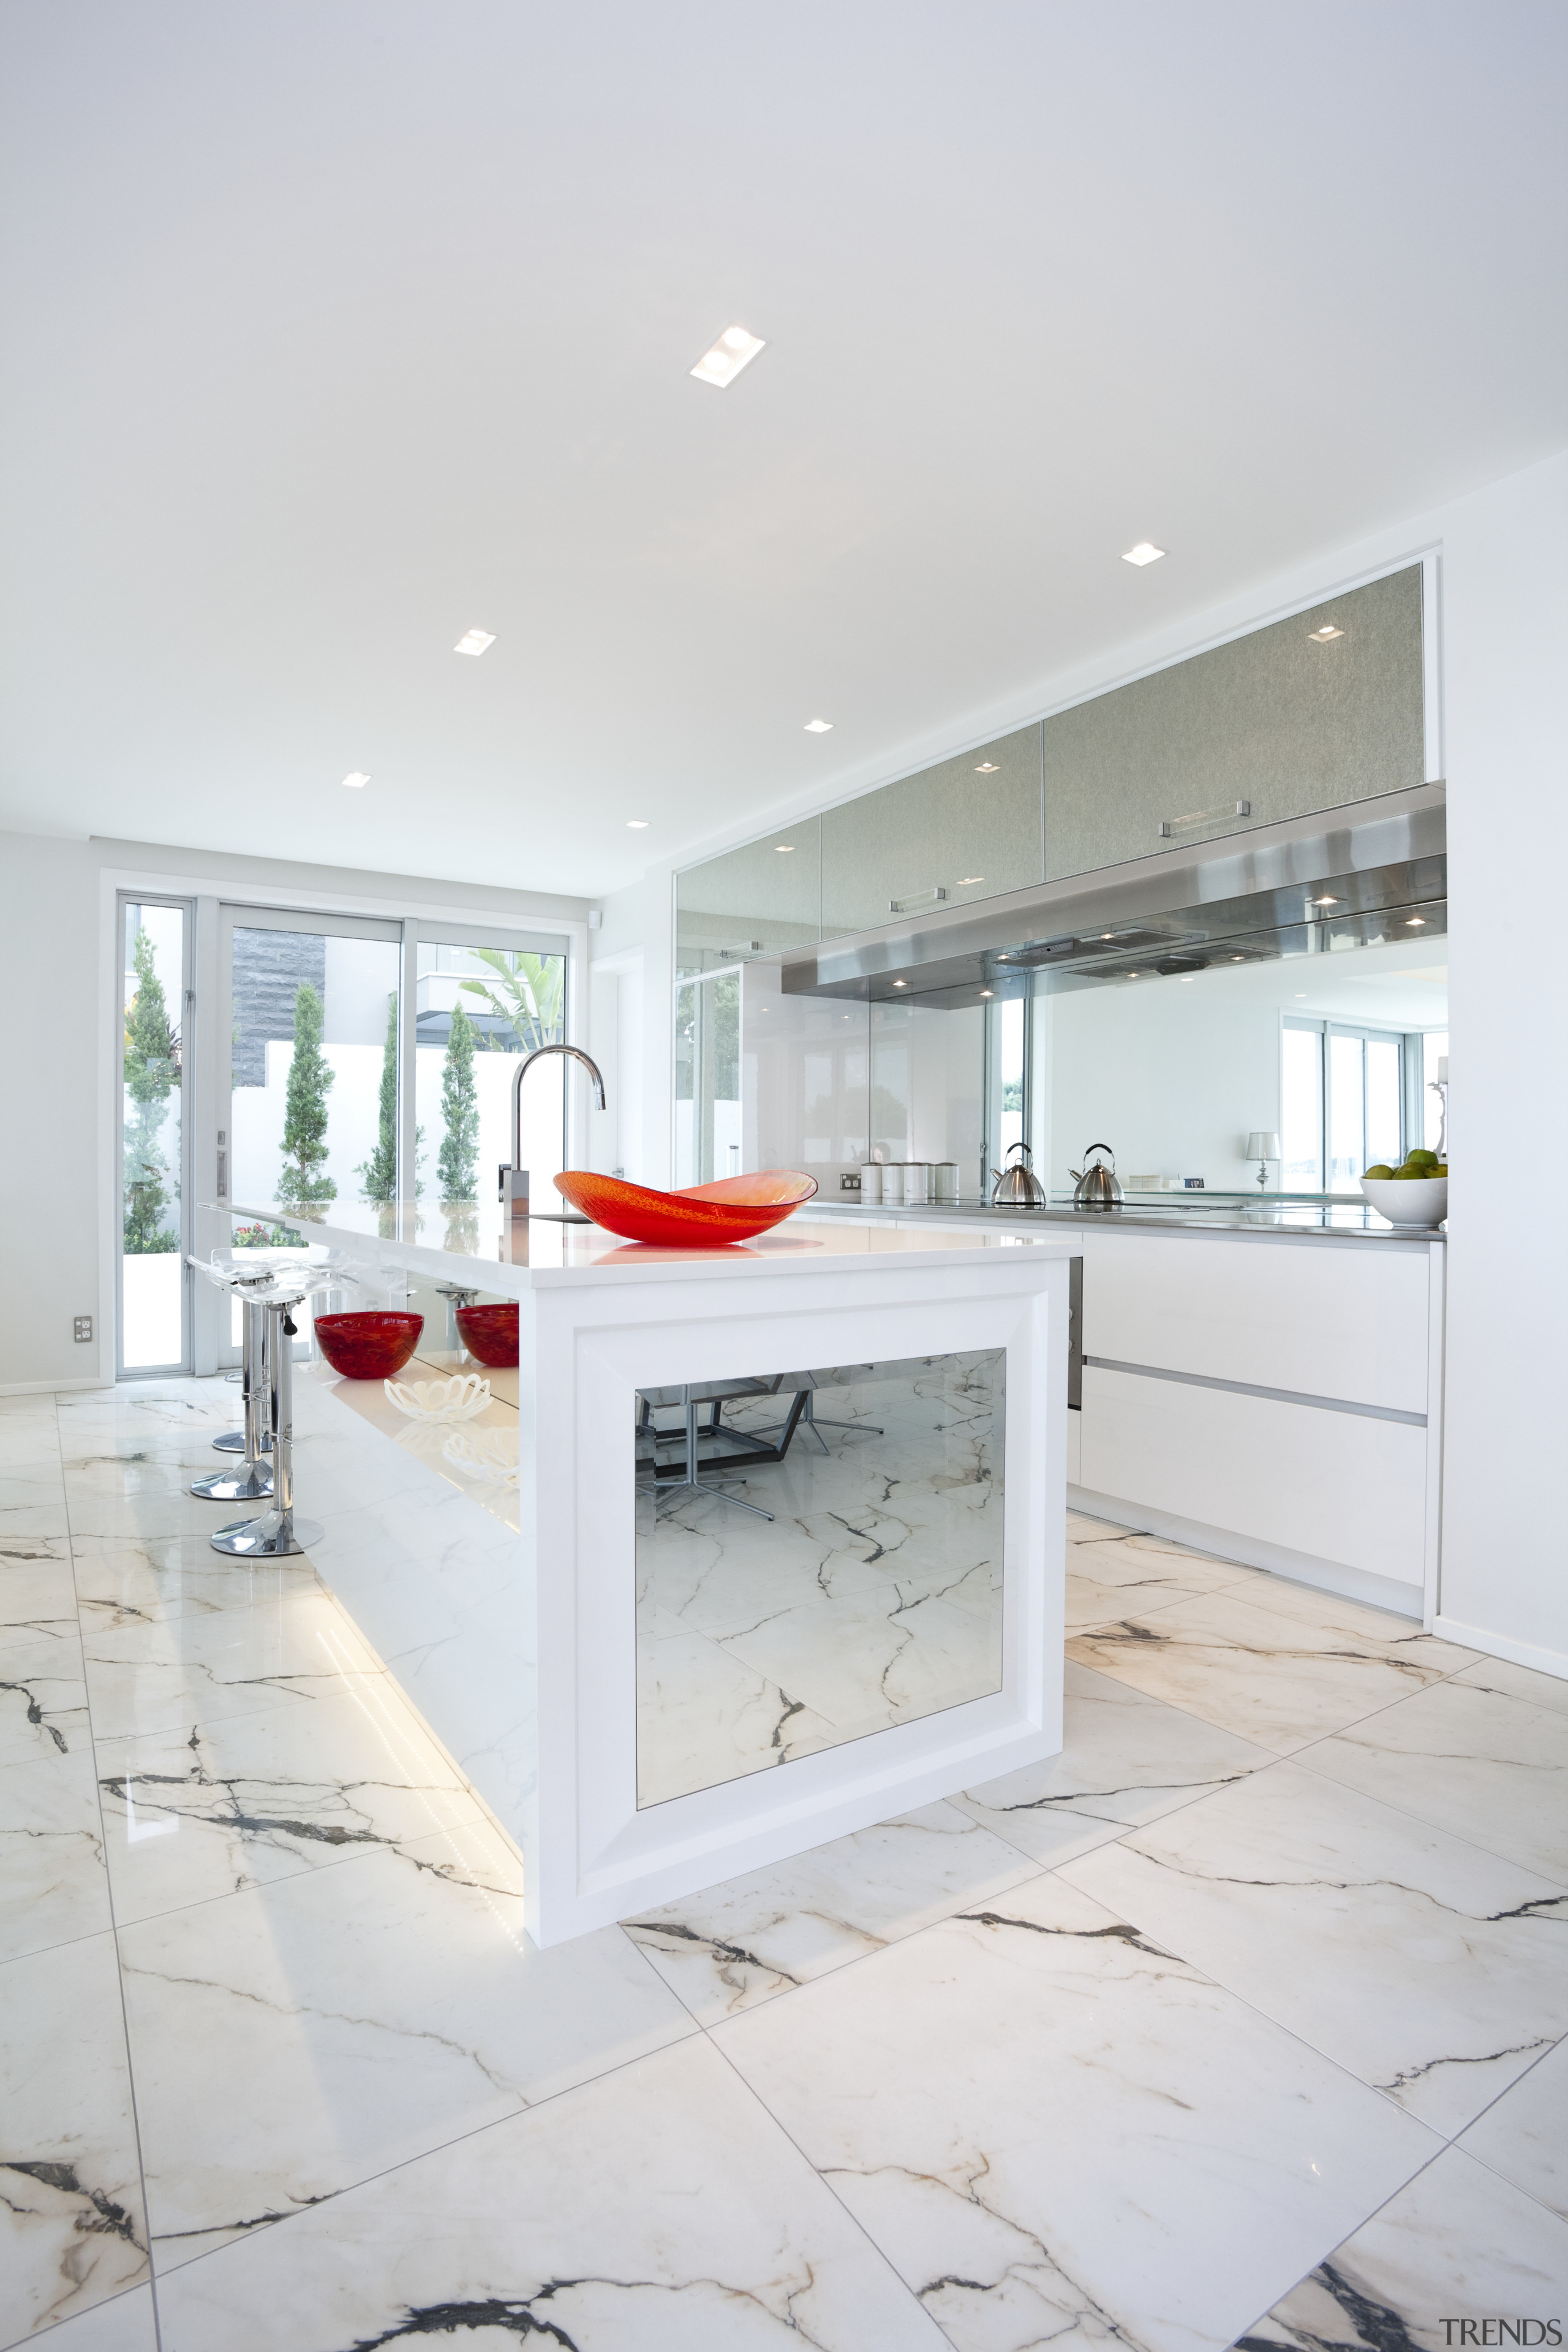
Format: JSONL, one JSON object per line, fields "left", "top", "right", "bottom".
{"left": 280, "top": 981, "right": 336, "bottom": 1203}
{"left": 357, "top": 992, "right": 398, "bottom": 1204}
{"left": 123, "top": 927, "right": 179, "bottom": 1253}
{"left": 437, "top": 1000, "right": 480, "bottom": 1201}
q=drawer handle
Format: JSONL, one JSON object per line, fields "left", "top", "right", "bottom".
{"left": 889, "top": 886, "right": 948, "bottom": 915}
{"left": 1158, "top": 800, "right": 1251, "bottom": 839}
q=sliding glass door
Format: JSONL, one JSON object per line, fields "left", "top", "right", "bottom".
{"left": 412, "top": 931, "right": 570, "bottom": 1232}
{"left": 118, "top": 897, "right": 192, "bottom": 1374}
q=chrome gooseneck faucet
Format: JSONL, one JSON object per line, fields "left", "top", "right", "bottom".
{"left": 500, "top": 1044, "right": 608, "bottom": 1219}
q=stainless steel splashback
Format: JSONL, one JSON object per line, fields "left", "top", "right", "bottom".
{"left": 780, "top": 783, "right": 1446, "bottom": 1008}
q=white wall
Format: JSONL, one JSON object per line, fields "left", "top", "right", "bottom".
{"left": 0, "top": 831, "right": 589, "bottom": 1391}
{"left": 1438, "top": 451, "right": 1568, "bottom": 1671}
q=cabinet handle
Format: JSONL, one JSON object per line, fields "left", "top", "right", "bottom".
{"left": 1158, "top": 800, "right": 1251, "bottom": 839}
{"left": 888, "top": 886, "right": 948, "bottom": 915}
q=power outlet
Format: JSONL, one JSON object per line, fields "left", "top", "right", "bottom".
{"left": 840, "top": 1172, "right": 862, "bottom": 1192}
{"left": 74, "top": 1315, "right": 93, "bottom": 1344}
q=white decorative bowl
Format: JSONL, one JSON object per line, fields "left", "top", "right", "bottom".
{"left": 383, "top": 1373, "right": 492, "bottom": 1423}
{"left": 442, "top": 1428, "right": 519, "bottom": 1488}
{"left": 1360, "top": 1175, "right": 1448, "bottom": 1229}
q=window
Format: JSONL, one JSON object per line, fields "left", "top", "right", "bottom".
{"left": 673, "top": 968, "right": 741, "bottom": 1186}
{"left": 119, "top": 897, "right": 191, "bottom": 1373}
{"left": 1284, "top": 1017, "right": 1411, "bottom": 1194}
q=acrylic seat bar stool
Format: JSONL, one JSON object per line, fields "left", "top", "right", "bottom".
{"left": 188, "top": 1267, "right": 274, "bottom": 1503}
{"left": 186, "top": 1255, "right": 350, "bottom": 1557}
{"left": 209, "top": 1248, "right": 308, "bottom": 1453}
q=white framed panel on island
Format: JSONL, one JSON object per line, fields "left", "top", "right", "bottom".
{"left": 227, "top": 1200, "right": 1072, "bottom": 1946}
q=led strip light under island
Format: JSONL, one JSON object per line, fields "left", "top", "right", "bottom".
{"left": 214, "top": 1186, "right": 1072, "bottom": 1947}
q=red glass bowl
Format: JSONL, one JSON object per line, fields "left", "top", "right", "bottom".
{"left": 454, "top": 1302, "right": 520, "bottom": 1367}
{"left": 315, "top": 1311, "right": 424, "bottom": 1381}
{"left": 552, "top": 1169, "right": 818, "bottom": 1246}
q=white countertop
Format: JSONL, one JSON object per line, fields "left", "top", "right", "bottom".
{"left": 219, "top": 1197, "right": 1072, "bottom": 1294}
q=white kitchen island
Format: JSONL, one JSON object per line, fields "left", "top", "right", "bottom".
{"left": 223, "top": 1200, "right": 1072, "bottom": 1946}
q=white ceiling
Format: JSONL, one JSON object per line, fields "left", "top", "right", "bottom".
{"left": 2, "top": 2, "right": 1563, "bottom": 895}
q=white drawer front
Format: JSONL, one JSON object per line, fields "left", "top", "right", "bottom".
{"left": 1079, "top": 1364, "right": 1427, "bottom": 1584}
{"left": 1082, "top": 1235, "right": 1430, "bottom": 1414}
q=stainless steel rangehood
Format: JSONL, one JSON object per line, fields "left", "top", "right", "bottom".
{"left": 779, "top": 784, "right": 1446, "bottom": 1008}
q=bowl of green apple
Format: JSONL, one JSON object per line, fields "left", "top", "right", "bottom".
{"left": 1360, "top": 1150, "right": 1448, "bottom": 1227}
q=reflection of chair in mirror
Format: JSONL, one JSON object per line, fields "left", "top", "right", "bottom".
{"left": 753, "top": 1370, "right": 884, "bottom": 1456}
{"left": 636, "top": 1378, "right": 813, "bottom": 1522}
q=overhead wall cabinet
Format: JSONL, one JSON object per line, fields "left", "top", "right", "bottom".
{"left": 820, "top": 725, "right": 1044, "bottom": 939}
{"left": 676, "top": 817, "right": 821, "bottom": 976}
{"left": 1040, "top": 565, "right": 1426, "bottom": 880}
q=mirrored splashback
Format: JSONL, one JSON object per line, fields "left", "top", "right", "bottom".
{"left": 635, "top": 1352, "right": 1006, "bottom": 1809}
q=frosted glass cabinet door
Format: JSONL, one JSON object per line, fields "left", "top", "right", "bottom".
{"left": 821, "top": 725, "right": 1043, "bottom": 940}
{"left": 1041, "top": 565, "right": 1425, "bottom": 881}
{"left": 676, "top": 816, "right": 821, "bottom": 975}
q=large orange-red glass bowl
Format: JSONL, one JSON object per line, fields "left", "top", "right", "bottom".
{"left": 454, "top": 1303, "right": 520, "bottom": 1367}
{"left": 553, "top": 1169, "right": 818, "bottom": 1246}
{"left": 314, "top": 1311, "right": 424, "bottom": 1380}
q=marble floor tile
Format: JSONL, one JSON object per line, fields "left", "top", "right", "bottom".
{"left": 0, "top": 1742, "right": 111, "bottom": 1965}
{"left": 1240, "top": 2145, "right": 1568, "bottom": 2351}
{"left": 1453, "top": 1650, "right": 1568, "bottom": 1719}
{"left": 78, "top": 1585, "right": 386, "bottom": 1744}
{"left": 1068, "top": 1586, "right": 1477, "bottom": 1757}
{"left": 0, "top": 1502, "right": 71, "bottom": 1546}
{"left": 1066, "top": 1547, "right": 1246, "bottom": 1634}
{"left": 60, "top": 1483, "right": 237, "bottom": 1546}
{"left": 0, "top": 1469, "right": 67, "bottom": 1519}
{"left": 714, "top": 1872, "right": 1439, "bottom": 2352}
{"left": 95, "top": 1679, "right": 488, "bottom": 1924}
{"left": 624, "top": 1799, "right": 1041, "bottom": 2022}
{"left": 0, "top": 1557, "right": 80, "bottom": 1656}
{"left": 69, "top": 1532, "right": 322, "bottom": 1634}
{"left": 153, "top": 2034, "right": 944, "bottom": 2351}
{"left": 1062, "top": 1759, "right": 1568, "bottom": 2136}
{"left": 117, "top": 1840, "right": 697, "bottom": 2267}
{"left": 0, "top": 1422, "right": 61, "bottom": 1470}
{"left": 714, "top": 1577, "right": 1001, "bottom": 1746}
{"left": 0, "top": 1632, "right": 90, "bottom": 1769}
{"left": 0, "top": 1933, "right": 151, "bottom": 2343}
{"left": 16, "top": 2282, "right": 160, "bottom": 2351}
{"left": 1456, "top": 2035, "right": 1568, "bottom": 2221}
{"left": 637, "top": 1624, "right": 837, "bottom": 1807}
{"left": 1304, "top": 1677, "right": 1568, "bottom": 1884}
{"left": 952, "top": 1660, "right": 1279, "bottom": 1866}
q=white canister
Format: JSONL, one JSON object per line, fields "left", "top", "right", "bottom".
{"left": 881, "top": 1164, "right": 905, "bottom": 1207}
{"left": 905, "top": 1162, "right": 930, "bottom": 1203}
{"left": 859, "top": 1163, "right": 883, "bottom": 1204}
{"left": 935, "top": 1162, "right": 959, "bottom": 1202}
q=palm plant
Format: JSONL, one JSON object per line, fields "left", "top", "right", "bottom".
{"left": 458, "top": 951, "right": 564, "bottom": 1054}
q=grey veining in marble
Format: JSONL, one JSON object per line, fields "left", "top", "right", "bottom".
{"left": 1063, "top": 1758, "right": 1568, "bottom": 2135}
{"left": 954, "top": 1657, "right": 1276, "bottom": 1866}
{"left": 0, "top": 1932, "right": 151, "bottom": 2342}
{"left": 117, "top": 1834, "right": 696, "bottom": 2267}
{"left": 624, "top": 1799, "right": 1041, "bottom": 2022}
{"left": 1305, "top": 1675, "right": 1568, "bottom": 1883}
{"left": 0, "top": 1630, "right": 90, "bottom": 1766}
{"left": 1455, "top": 2035, "right": 1568, "bottom": 2222}
{"left": 713, "top": 1871, "right": 1440, "bottom": 2352}
{"left": 0, "top": 1741, "right": 111, "bottom": 1964}
{"left": 1240, "top": 2144, "right": 1568, "bottom": 2350}
{"left": 78, "top": 1584, "right": 388, "bottom": 1744}
{"left": 1069, "top": 1585, "right": 1477, "bottom": 1755}
{"left": 152, "top": 2035, "right": 946, "bottom": 2351}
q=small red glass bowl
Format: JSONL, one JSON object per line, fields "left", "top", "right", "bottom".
{"left": 553, "top": 1168, "right": 818, "bottom": 1246}
{"left": 454, "top": 1303, "right": 520, "bottom": 1368}
{"left": 314, "top": 1311, "right": 424, "bottom": 1381}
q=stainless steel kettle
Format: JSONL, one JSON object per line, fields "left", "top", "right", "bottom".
{"left": 991, "top": 1142, "right": 1048, "bottom": 1208}
{"left": 1069, "top": 1142, "right": 1123, "bottom": 1211}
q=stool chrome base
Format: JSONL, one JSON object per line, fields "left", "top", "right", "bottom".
{"left": 210, "top": 1509, "right": 323, "bottom": 1558}
{"left": 213, "top": 1428, "right": 273, "bottom": 1454}
{"left": 190, "top": 1463, "right": 273, "bottom": 1503}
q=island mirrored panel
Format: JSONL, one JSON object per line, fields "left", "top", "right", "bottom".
{"left": 634, "top": 1351, "right": 1005, "bottom": 1807}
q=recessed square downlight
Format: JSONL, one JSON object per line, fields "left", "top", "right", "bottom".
{"left": 1122, "top": 542, "right": 1165, "bottom": 567}
{"left": 691, "top": 326, "right": 766, "bottom": 388}
{"left": 454, "top": 629, "right": 496, "bottom": 657}
{"left": 341, "top": 772, "right": 371, "bottom": 789}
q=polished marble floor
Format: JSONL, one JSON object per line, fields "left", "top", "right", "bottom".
{"left": 3, "top": 1378, "right": 1564, "bottom": 2351}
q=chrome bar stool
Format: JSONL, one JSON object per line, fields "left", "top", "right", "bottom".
{"left": 190, "top": 1276, "right": 273, "bottom": 1502}
{"left": 211, "top": 1278, "right": 331, "bottom": 1558}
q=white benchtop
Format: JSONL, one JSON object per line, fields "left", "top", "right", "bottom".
{"left": 221, "top": 1197, "right": 1072, "bottom": 1294}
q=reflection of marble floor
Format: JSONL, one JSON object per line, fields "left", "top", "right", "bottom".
{"left": 636, "top": 1355, "right": 1005, "bottom": 1806}
{"left": 4, "top": 1376, "right": 1565, "bottom": 2350}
